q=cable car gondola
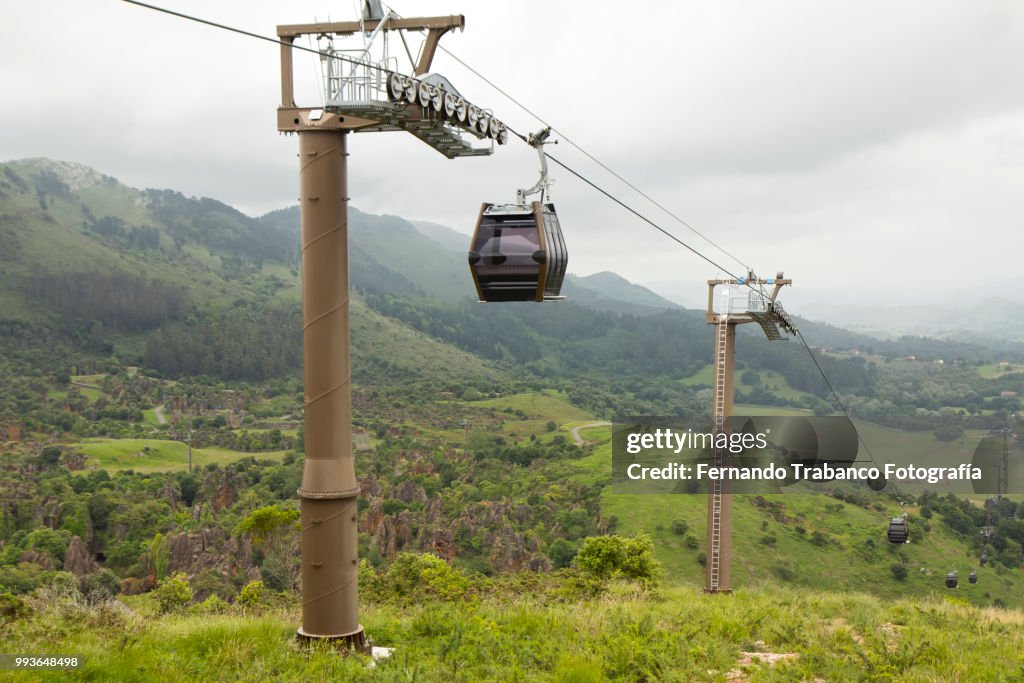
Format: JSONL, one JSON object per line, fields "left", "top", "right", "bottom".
{"left": 945, "top": 571, "right": 958, "bottom": 589}
{"left": 968, "top": 570, "right": 978, "bottom": 584}
{"left": 469, "top": 127, "right": 567, "bottom": 303}
{"left": 887, "top": 515, "right": 909, "bottom": 544}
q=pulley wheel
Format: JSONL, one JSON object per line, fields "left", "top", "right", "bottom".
{"left": 444, "top": 92, "right": 458, "bottom": 118}
{"left": 403, "top": 77, "right": 419, "bottom": 104}
{"left": 454, "top": 98, "right": 468, "bottom": 124}
{"left": 387, "top": 72, "right": 404, "bottom": 101}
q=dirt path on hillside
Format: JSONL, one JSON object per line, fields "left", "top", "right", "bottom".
{"left": 571, "top": 421, "right": 611, "bottom": 446}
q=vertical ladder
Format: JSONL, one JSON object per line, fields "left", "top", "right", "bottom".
{"left": 708, "top": 292, "right": 729, "bottom": 593}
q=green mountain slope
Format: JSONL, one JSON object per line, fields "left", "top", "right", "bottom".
{"left": 573, "top": 270, "right": 681, "bottom": 310}
{"left": 3, "top": 156, "right": 1022, "bottom": 614}
{"left": 0, "top": 159, "right": 298, "bottom": 323}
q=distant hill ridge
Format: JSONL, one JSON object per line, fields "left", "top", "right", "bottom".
{"left": 1, "top": 157, "right": 1016, "bottom": 371}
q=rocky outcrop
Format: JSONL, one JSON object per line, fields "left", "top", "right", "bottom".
{"left": 19, "top": 549, "right": 53, "bottom": 570}
{"left": 63, "top": 535, "right": 97, "bottom": 577}
{"left": 376, "top": 510, "right": 414, "bottom": 560}
{"left": 61, "top": 452, "right": 89, "bottom": 470}
{"left": 363, "top": 499, "right": 385, "bottom": 536}
{"left": 394, "top": 480, "right": 427, "bottom": 505}
{"left": 165, "top": 528, "right": 253, "bottom": 577}
{"left": 358, "top": 477, "right": 382, "bottom": 498}
{"left": 201, "top": 469, "right": 243, "bottom": 511}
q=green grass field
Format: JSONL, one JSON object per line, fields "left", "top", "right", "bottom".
{"left": 467, "top": 390, "right": 595, "bottom": 441}
{"left": 3, "top": 582, "right": 1022, "bottom": 681}
{"left": 68, "top": 438, "right": 289, "bottom": 473}
{"left": 469, "top": 390, "right": 594, "bottom": 423}
{"left": 733, "top": 403, "right": 813, "bottom": 416}
{"left": 680, "top": 365, "right": 816, "bottom": 404}
{"left": 70, "top": 374, "right": 106, "bottom": 386}
{"left": 976, "top": 363, "right": 1023, "bottom": 379}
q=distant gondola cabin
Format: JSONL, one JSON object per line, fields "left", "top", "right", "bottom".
{"left": 887, "top": 517, "right": 909, "bottom": 544}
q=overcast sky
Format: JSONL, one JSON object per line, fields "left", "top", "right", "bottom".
{"left": 3, "top": 1, "right": 1023, "bottom": 310}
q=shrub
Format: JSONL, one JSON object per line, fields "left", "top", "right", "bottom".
{"left": 670, "top": 519, "right": 689, "bottom": 536}
{"left": 80, "top": 568, "right": 121, "bottom": 602}
{"left": 575, "top": 536, "right": 625, "bottom": 579}
{"left": 237, "top": 580, "right": 265, "bottom": 609}
{"left": 190, "top": 568, "right": 237, "bottom": 602}
{"left": 155, "top": 572, "right": 193, "bottom": 613}
{"left": 547, "top": 538, "right": 577, "bottom": 569}
{"left": 935, "top": 423, "right": 964, "bottom": 442}
{"left": 773, "top": 562, "right": 797, "bottom": 581}
{"left": 192, "top": 594, "right": 228, "bottom": 615}
{"left": 0, "top": 566, "right": 37, "bottom": 595}
{"left": 0, "top": 592, "right": 28, "bottom": 621}
{"left": 890, "top": 563, "right": 908, "bottom": 581}
{"left": 38, "top": 446, "right": 62, "bottom": 467}
{"left": 619, "top": 534, "right": 660, "bottom": 584}
{"left": 373, "top": 553, "right": 471, "bottom": 604}
{"left": 576, "top": 534, "right": 661, "bottom": 586}
{"left": 24, "top": 528, "right": 72, "bottom": 566}
{"left": 260, "top": 556, "right": 292, "bottom": 592}
{"left": 234, "top": 506, "right": 299, "bottom": 549}
{"left": 39, "top": 571, "right": 78, "bottom": 595}
{"left": 942, "top": 510, "right": 975, "bottom": 536}
{"left": 552, "top": 569, "right": 605, "bottom": 601}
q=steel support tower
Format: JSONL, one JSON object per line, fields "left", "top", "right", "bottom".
{"left": 703, "top": 275, "right": 793, "bottom": 593}
{"left": 276, "top": 11, "right": 501, "bottom": 652}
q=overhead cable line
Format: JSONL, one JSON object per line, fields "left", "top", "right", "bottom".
{"left": 122, "top": 0, "right": 876, "bottom": 467}
{"left": 121, "top": 1, "right": 751, "bottom": 285}
{"left": 792, "top": 329, "right": 880, "bottom": 467}
{"left": 387, "top": 8, "right": 751, "bottom": 274}
{"left": 504, "top": 126, "right": 745, "bottom": 281}
{"left": 121, "top": 0, "right": 391, "bottom": 73}
{"left": 534, "top": 132, "right": 880, "bottom": 467}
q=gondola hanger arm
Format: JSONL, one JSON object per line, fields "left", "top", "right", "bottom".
{"left": 516, "top": 127, "right": 556, "bottom": 204}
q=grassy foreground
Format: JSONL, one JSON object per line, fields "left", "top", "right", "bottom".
{"left": 1, "top": 582, "right": 1021, "bottom": 682}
